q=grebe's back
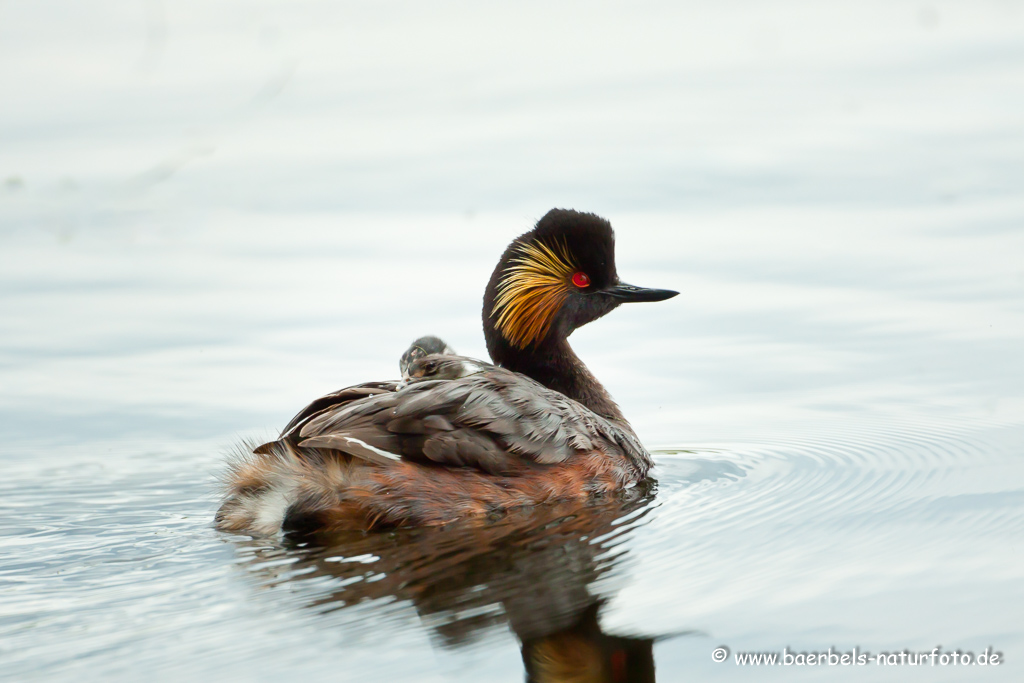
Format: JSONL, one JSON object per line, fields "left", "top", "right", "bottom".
{"left": 218, "top": 355, "right": 649, "bottom": 534}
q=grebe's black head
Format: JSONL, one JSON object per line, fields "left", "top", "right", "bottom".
{"left": 483, "top": 209, "right": 677, "bottom": 361}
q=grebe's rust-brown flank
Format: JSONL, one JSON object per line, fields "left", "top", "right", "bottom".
{"left": 216, "top": 209, "right": 677, "bottom": 535}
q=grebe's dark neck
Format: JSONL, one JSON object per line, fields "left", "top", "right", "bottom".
{"left": 486, "top": 334, "right": 626, "bottom": 423}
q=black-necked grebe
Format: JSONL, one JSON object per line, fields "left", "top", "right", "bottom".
{"left": 216, "top": 208, "right": 677, "bottom": 535}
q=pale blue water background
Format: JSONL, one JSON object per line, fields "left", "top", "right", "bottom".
{"left": 2, "top": 1, "right": 1023, "bottom": 681}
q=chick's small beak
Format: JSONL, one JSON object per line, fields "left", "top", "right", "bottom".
{"left": 605, "top": 282, "right": 679, "bottom": 302}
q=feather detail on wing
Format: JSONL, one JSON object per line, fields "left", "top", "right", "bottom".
{"left": 253, "top": 356, "right": 651, "bottom": 478}
{"left": 281, "top": 382, "right": 398, "bottom": 435}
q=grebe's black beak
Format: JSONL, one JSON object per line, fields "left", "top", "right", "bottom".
{"left": 605, "top": 282, "right": 679, "bottom": 302}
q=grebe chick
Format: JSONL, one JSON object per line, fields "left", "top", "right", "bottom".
{"left": 401, "top": 354, "right": 492, "bottom": 385}
{"left": 216, "top": 208, "right": 677, "bottom": 535}
{"left": 399, "top": 335, "right": 456, "bottom": 379}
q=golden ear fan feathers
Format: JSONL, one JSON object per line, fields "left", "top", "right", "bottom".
{"left": 492, "top": 239, "right": 577, "bottom": 349}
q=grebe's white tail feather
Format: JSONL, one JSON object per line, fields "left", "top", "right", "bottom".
{"left": 215, "top": 440, "right": 357, "bottom": 535}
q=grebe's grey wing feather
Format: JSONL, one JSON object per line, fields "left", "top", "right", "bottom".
{"left": 253, "top": 381, "right": 399, "bottom": 455}
{"left": 604, "top": 421, "right": 651, "bottom": 473}
{"left": 291, "top": 368, "right": 618, "bottom": 475}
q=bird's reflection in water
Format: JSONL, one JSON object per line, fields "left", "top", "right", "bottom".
{"left": 233, "top": 483, "right": 684, "bottom": 682}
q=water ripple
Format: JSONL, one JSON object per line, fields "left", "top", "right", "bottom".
{"left": 1, "top": 418, "right": 1021, "bottom": 680}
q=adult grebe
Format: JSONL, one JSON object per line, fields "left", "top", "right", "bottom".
{"left": 216, "top": 209, "right": 677, "bottom": 535}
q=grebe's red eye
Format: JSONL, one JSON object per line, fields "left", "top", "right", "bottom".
{"left": 571, "top": 272, "right": 590, "bottom": 288}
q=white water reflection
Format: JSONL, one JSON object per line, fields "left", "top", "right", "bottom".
{"left": 1, "top": 1, "right": 1023, "bottom": 681}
